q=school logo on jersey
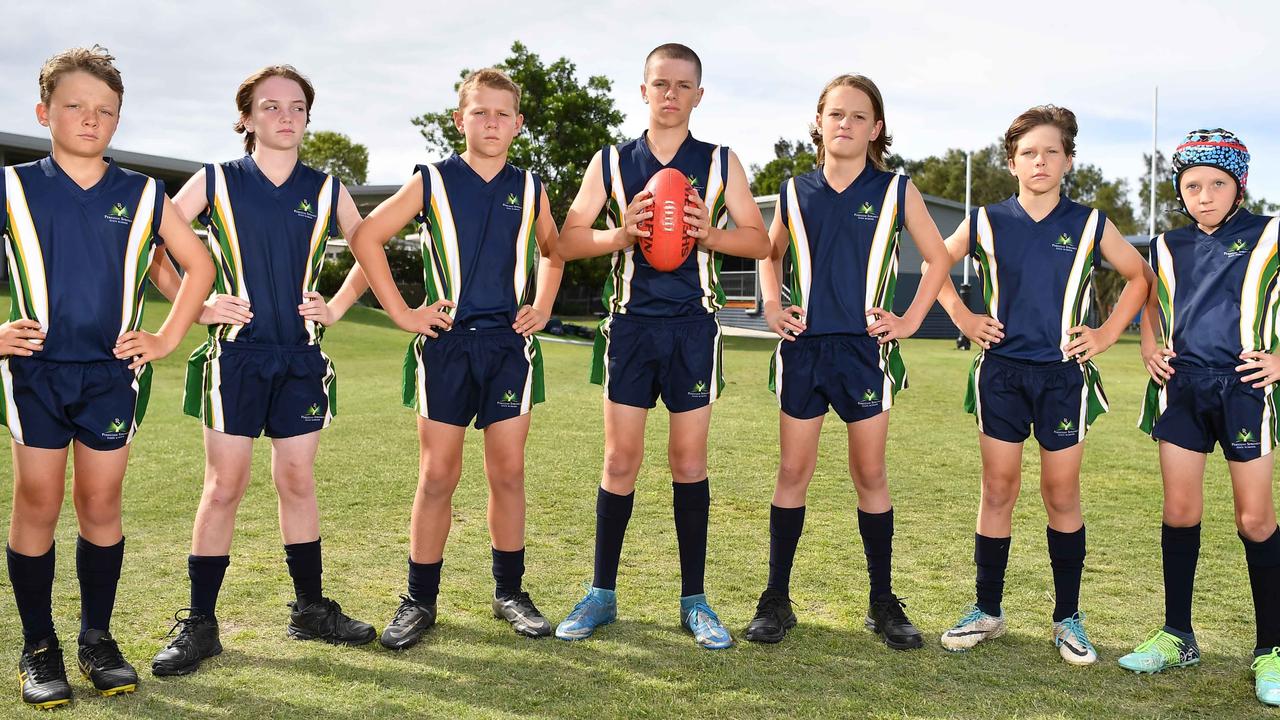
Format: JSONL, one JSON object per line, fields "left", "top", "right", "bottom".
{"left": 689, "top": 380, "right": 709, "bottom": 399}
{"left": 498, "top": 389, "right": 520, "bottom": 409}
{"left": 104, "top": 202, "right": 131, "bottom": 225}
{"left": 1052, "top": 233, "right": 1076, "bottom": 253}
{"left": 855, "top": 202, "right": 878, "bottom": 222}
{"left": 1225, "top": 238, "right": 1250, "bottom": 258}
{"left": 1233, "top": 427, "right": 1260, "bottom": 450}
{"left": 858, "top": 388, "right": 881, "bottom": 407}
{"left": 686, "top": 174, "right": 700, "bottom": 189}
{"left": 102, "top": 417, "right": 128, "bottom": 441}
{"left": 1054, "top": 417, "right": 1077, "bottom": 436}
{"left": 294, "top": 198, "right": 317, "bottom": 220}
{"left": 502, "top": 193, "right": 522, "bottom": 211}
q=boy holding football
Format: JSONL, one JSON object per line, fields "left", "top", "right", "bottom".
{"left": 553, "top": 43, "right": 769, "bottom": 649}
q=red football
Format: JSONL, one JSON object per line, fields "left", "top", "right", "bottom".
{"left": 638, "top": 168, "right": 696, "bottom": 272}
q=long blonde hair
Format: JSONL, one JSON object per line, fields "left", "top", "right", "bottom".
{"left": 810, "top": 74, "right": 892, "bottom": 169}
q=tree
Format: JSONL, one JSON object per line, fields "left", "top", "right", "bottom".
{"left": 1137, "top": 151, "right": 1188, "bottom": 233}
{"left": 300, "top": 130, "right": 369, "bottom": 185}
{"left": 901, "top": 141, "right": 1017, "bottom": 206}
{"left": 749, "top": 138, "right": 816, "bottom": 196}
{"left": 1063, "top": 163, "right": 1138, "bottom": 235}
{"left": 411, "top": 42, "right": 626, "bottom": 305}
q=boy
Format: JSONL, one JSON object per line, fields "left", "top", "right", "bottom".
{"left": 553, "top": 43, "right": 769, "bottom": 649}
{"left": 930, "top": 106, "right": 1149, "bottom": 664}
{"left": 348, "top": 68, "right": 563, "bottom": 648}
{"left": 148, "top": 65, "right": 375, "bottom": 678}
{"left": 0, "top": 46, "right": 214, "bottom": 707}
{"left": 1120, "top": 129, "right": 1280, "bottom": 707}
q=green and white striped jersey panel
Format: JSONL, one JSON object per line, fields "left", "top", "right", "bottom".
{"left": 973, "top": 206, "right": 999, "bottom": 322}
{"left": 865, "top": 174, "right": 903, "bottom": 317}
{"left": 603, "top": 146, "right": 634, "bottom": 314}
{"left": 301, "top": 174, "right": 336, "bottom": 344}
{"left": 1058, "top": 209, "right": 1101, "bottom": 361}
{"left": 783, "top": 177, "right": 812, "bottom": 314}
{"left": 512, "top": 169, "right": 539, "bottom": 307}
{"left": 2, "top": 166, "right": 50, "bottom": 328}
{"left": 209, "top": 163, "right": 252, "bottom": 341}
{"left": 421, "top": 162, "right": 463, "bottom": 318}
{"left": 1240, "top": 217, "right": 1280, "bottom": 354}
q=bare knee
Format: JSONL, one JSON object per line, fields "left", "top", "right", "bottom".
{"left": 418, "top": 463, "right": 461, "bottom": 502}
{"left": 13, "top": 482, "right": 62, "bottom": 531}
{"left": 1162, "top": 498, "right": 1202, "bottom": 527}
{"left": 72, "top": 486, "right": 121, "bottom": 530}
{"left": 850, "top": 460, "right": 888, "bottom": 495}
{"left": 1041, "top": 483, "right": 1080, "bottom": 517}
{"left": 274, "top": 464, "right": 315, "bottom": 505}
{"left": 981, "top": 472, "right": 1020, "bottom": 513}
{"left": 604, "top": 447, "right": 642, "bottom": 484}
{"left": 777, "top": 456, "right": 815, "bottom": 492}
{"left": 486, "top": 457, "right": 525, "bottom": 497}
{"left": 1237, "top": 509, "right": 1278, "bottom": 542}
{"left": 668, "top": 454, "right": 707, "bottom": 485}
{"left": 202, "top": 470, "right": 250, "bottom": 512}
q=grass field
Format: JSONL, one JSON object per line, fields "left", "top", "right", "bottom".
{"left": 0, "top": 299, "right": 1276, "bottom": 719}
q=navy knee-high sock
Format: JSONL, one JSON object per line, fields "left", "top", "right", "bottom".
{"left": 492, "top": 547, "right": 525, "bottom": 599}
{"left": 1161, "top": 523, "right": 1200, "bottom": 635}
{"left": 975, "top": 533, "right": 1011, "bottom": 617}
{"left": 188, "top": 554, "right": 231, "bottom": 618}
{"left": 7, "top": 543, "right": 56, "bottom": 646}
{"left": 766, "top": 505, "right": 805, "bottom": 595}
{"left": 77, "top": 536, "right": 124, "bottom": 639}
{"left": 1241, "top": 526, "right": 1280, "bottom": 652}
{"left": 858, "top": 508, "right": 894, "bottom": 602}
{"left": 673, "top": 480, "right": 710, "bottom": 597}
{"left": 1047, "top": 525, "right": 1086, "bottom": 622}
{"left": 408, "top": 558, "right": 442, "bottom": 606}
{"left": 592, "top": 487, "right": 634, "bottom": 591}
{"left": 284, "top": 539, "right": 324, "bottom": 609}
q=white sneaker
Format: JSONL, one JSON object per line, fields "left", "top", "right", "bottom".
{"left": 941, "top": 605, "right": 1006, "bottom": 651}
{"left": 1053, "top": 612, "right": 1098, "bottom": 665}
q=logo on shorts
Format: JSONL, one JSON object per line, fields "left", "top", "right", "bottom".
{"left": 498, "top": 389, "right": 520, "bottom": 409}
{"left": 855, "top": 202, "right": 877, "bottom": 221}
{"left": 294, "top": 198, "right": 317, "bottom": 220}
{"left": 1234, "top": 427, "right": 1260, "bottom": 450}
{"left": 301, "top": 402, "right": 323, "bottom": 422}
{"left": 858, "top": 388, "right": 880, "bottom": 407}
{"left": 1225, "top": 239, "right": 1250, "bottom": 258}
{"left": 1055, "top": 417, "right": 1077, "bottom": 435}
{"left": 689, "top": 380, "right": 709, "bottom": 399}
{"left": 104, "top": 202, "right": 131, "bottom": 225}
{"left": 102, "top": 417, "right": 127, "bottom": 440}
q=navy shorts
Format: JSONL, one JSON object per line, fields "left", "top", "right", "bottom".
{"left": 590, "top": 313, "right": 722, "bottom": 413}
{"left": 1139, "top": 366, "right": 1277, "bottom": 462}
{"left": 183, "top": 339, "right": 336, "bottom": 439}
{"left": 0, "top": 356, "right": 151, "bottom": 450}
{"left": 964, "top": 351, "right": 1108, "bottom": 451}
{"left": 402, "top": 329, "right": 544, "bottom": 429}
{"left": 769, "top": 334, "right": 907, "bottom": 423}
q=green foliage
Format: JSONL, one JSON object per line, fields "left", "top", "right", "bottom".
{"left": 1064, "top": 163, "right": 1138, "bottom": 235}
{"left": 299, "top": 130, "right": 369, "bottom": 185}
{"left": 316, "top": 249, "right": 355, "bottom": 298}
{"left": 748, "top": 138, "right": 817, "bottom": 196}
{"left": 899, "top": 141, "right": 1017, "bottom": 206}
{"left": 411, "top": 41, "right": 626, "bottom": 304}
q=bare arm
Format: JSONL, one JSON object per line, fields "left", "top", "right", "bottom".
{"left": 114, "top": 195, "right": 215, "bottom": 368}
{"left": 866, "top": 181, "right": 949, "bottom": 342}
{"left": 347, "top": 173, "right": 453, "bottom": 336}
{"left": 147, "top": 169, "right": 207, "bottom": 302}
{"left": 1138, "top": 256, "right": 1172, "bottom": 383}
{"left": 922, "top": 215, "right": 1005, "bottom": 349}
{"left": 514, "top": 188, "right": 564, "bottom": 336}
{"left": 1063, "top": 218, "right": 1150, "bottom": 363}
{"left": 558, "top": 150, "right": 647, "bottom": 261}
{"left": 760, "top": 202, "right": 806, "bottom": 340}
{"left": 690, "top": 150, "right": 769, "bottom": 260}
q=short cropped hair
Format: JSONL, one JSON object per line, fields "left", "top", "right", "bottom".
{"left": 457, "top": 68, "right": 522, "bottom": 113}
{"left": 644, "top": 43, "right": 702, "bottom": 84}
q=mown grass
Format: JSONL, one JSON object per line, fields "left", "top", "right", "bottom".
{"left": 0, "top": 298, "right": 1274, "bottom": 719}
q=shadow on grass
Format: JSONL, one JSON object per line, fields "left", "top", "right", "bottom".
{"left": 62, "top": 618, "right": 1270, "bottom": 720}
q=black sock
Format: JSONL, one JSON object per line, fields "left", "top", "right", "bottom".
{"left": 975, "top": 533, "right": 1011, "bottom": 617}
{"left": 7, "top": 543, "right": 56, "bottom": 646}
{"left": 592, "top": 487, "right": 634, "bottom": 591}
{"left": 1161, "top": 523, "right": 1200, "bottom": 634}
{"left": 858, "top": 507, "right": 894, "bottom": 602}
{"left": 673, "top": 479, "right": 710, "bottom": 597}
{"left": 76, "top": 536, "right": 124, "bottom": 640}
{"left": 284, "top": 539, "right": 324, "bottom": 610}
{"left": 1241, "top": 526, "right": 1280, "bottom": 651}
{"left": 188, "top": 554, "right": 230, "bottom": 618}
{"left": 492, "top": 547, "right": 525, "bottom": 599}
{"left": 1047, "top": 525, "right": 1086, "bottom": 622}
{"left": 766, "top": 505, "right": 805, "bottom": 595}
{"left": 408, "top": 558, "right": 442, "bottom": 606}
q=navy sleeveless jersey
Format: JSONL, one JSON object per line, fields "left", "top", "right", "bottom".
{"left": 779, "top": 166, "right": 908, "bottom": 336}
{"left": 970, "top": 196, "right": 1107, "bottom": 362}
{"left": 414, "top": 154, "right": 542, "bottom": 330}
{"left": 199, "top": 156, "right": 339, "bottom": 346}
{"left": 600, "top": 132, "right": 730, "bottom": 317}
{"left": 1, "top": 156, "right": 164, "bottom": 362}
{"left": 1149, "top": 208, "right": 1280, "bottom": 369}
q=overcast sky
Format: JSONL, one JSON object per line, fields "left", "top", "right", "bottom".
{"left": 4, "top": 0, "right": 1278, "bottom": 218}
